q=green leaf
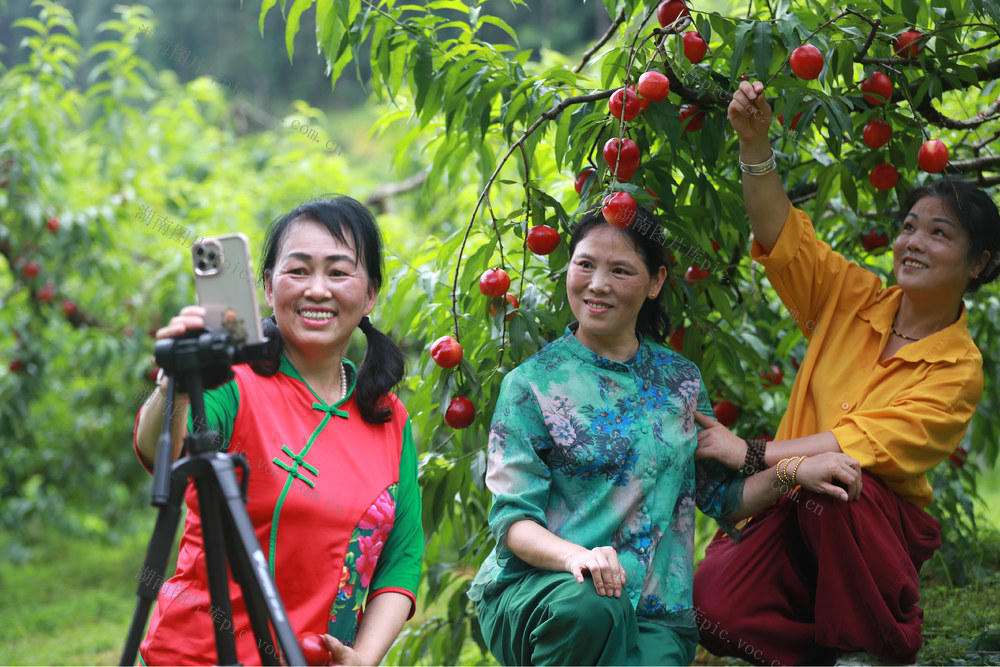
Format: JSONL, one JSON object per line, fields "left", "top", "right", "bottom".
{"left": 753, "top": 21, "right": 773, "bottom": 80}
{"left": 387, "top": 34, "right": 409, "bottom": 96}
{"left": 699, "top": 114, "right": 721, "bottom": 167}
{"left": 427, "top": 0, "right": 473, "bottom": 11}
{"left": 478, "top": 15, "right": 519, "bottom": 44}
{"left": 420, "top": 73, "right": 446, "bottom": 128}
{"left": 316, "top": 0, "right": 334, "bottom": 44}
{"left": 553, "top": 102, "right": 574, "bottom": 170}
{"left": 412, "top": 37, "right": 435, "bottom": 112}
{"left": 259, "top": 0, "right": 278, "bottom": 36}
{"left": 775, "top": 325, "right": 803, "bottom": 358}
{"left": 776, "top": 13, "right": 799, "bottom": 50}
{"left": 729, "top": 21, "right": 754, "bottom": 81}
{"left": 953, "top": 64, "right": 981, "bottom": 85}
{"left": 842, "top": 163, "right": 859, "bottom": 212}
{"left": 821, "top": 96, "right": 852, "bottom": 146}
{"left": 708, "top": 284, "right": 734, "bottom": 321}
{"left": 12, "top": 17, "right": 47, "bottom": 35}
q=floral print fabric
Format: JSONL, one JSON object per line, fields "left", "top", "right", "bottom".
{"left": 328, "top": 486, "right": 398, "bottom": 643}
{"left": 468, "top": 327, "right": 743, "bottom": 625}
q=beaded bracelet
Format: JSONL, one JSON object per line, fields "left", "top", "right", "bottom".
{"left": 741, "top": 438, "right": 768, "bottom": 476}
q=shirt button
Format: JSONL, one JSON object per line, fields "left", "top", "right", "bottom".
{"left": 841, "top": 402, "right": 849, "bottom": 410}
{"left": 641, "top": 427, "right": 649, "bottom": 434}
{"left": 646, "top": 466, "right": 654, "bottom": 474}
{"left": 641, "top": 505, "right": 649, "bottom": 513}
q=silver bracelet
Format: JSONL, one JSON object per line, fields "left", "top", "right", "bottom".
{"left": 739, "top": 150, "right": 777, "bottom": 175}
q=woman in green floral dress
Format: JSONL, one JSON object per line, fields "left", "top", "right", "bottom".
{"left": 469, "top": 208, "right": 862, "bottom": 665}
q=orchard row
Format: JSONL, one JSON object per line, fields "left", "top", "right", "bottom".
{"left": 4, "top": 214, "right": 81, "bottom": 375}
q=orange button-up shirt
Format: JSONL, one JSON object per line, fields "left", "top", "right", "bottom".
{"left": 751, "top": 206, "right": 983, "bottom": 506}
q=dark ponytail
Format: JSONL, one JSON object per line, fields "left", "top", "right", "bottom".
{"left": 253, "top": 196, "right": 406, "bottom": 424}
{"left": 249, "top": 315, "right": 282, "bottom": 377}
{"left": 356, "top": 316, "right": 406, "bottom": 423}
{"left": 251, "top": 315, "right": 404, "bottom": 423}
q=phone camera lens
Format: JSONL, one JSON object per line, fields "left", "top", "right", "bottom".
{"left": 197, "top": 260, "right": 207, "bottom": 270}
{"left": 208, "top": 252, "right": 217, "bottom": 260}
{"left": 195, "top": 247, "right": 204, "bottom": 256}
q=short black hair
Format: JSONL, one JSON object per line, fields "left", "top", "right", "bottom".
{"left": 902, "top": 178, "right": 1000, "bottom": 292}
{"left": 260, "top": 196, "right": 385, "bottom": 292}
{"left": 568, "top": 207, "right": 670, "bottom": 344}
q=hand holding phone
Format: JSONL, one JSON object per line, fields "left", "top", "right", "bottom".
{"left": 191, "top": 234, "right": 264, "bottom": 346}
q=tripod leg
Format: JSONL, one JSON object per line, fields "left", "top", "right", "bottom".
{"left": 119, "top": 474, "right": 186, "bottom": 666}
{"left": 213, "top": 455, "right": 305, "bottom": 667}
{"left": 194, "top": 474, "right": 240, "bottom": 666}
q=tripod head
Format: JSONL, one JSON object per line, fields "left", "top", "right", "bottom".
{"left": 150, "top": 330, "right": 273, "bottom": 499}
{"left": 154, "top": 329, "right": 275, "bottom": 395}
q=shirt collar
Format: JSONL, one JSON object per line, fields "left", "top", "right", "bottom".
{"left": 857, "top": 286, "right": 973, "bottom": 364}
{"left": 278, "top": 354, "right": 358, "bottom": 398}
{"left": 562, "top": 323, "right": 648, "bottom": 370}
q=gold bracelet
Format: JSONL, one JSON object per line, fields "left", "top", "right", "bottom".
{"left": 790, "top": 456, "right": 806, "bottom": 486}
{"left": 776, "top": 458, "right": 791, "bottom": 485}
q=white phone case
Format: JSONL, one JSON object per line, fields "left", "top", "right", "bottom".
{"left": 191, "top": 234, "right": 264, "bottom": 346}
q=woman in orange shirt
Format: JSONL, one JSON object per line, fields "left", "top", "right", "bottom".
{"left": 691, "top": 80, "right": 1000, "bottom": 665}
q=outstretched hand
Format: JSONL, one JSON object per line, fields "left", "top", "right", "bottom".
{"left": 565, "top": 546, "right": 627, "bottom": 598}
{"left": 693, "top": 411, "right": 747, "bottom": 471}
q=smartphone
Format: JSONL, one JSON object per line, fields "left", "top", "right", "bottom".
{"left": 191, "top": 234, "right": 264, "bottom": 346}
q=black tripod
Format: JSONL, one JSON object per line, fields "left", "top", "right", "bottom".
{"left": 120, "top": 331, "right": 305, "bottom": 666}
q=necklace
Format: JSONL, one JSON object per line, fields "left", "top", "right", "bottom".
{"left": 339, "top": 361, "right": 348, "bottom": 401}
{"left": 891, "top": 326, "right": 921, "bottom": 341}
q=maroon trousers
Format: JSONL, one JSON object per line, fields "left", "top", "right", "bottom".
{"left": 692, "top": 472, "right": 941, "bottom": 666}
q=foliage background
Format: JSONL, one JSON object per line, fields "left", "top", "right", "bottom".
{"left": 1, "top": 0, "right": 998, "bottom": 664}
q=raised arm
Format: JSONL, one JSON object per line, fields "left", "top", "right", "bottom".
{"left": 729, "top": 80, "right": 792, "bottom": 253}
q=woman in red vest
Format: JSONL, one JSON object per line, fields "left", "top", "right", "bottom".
{"left": 133, "top": 197, "right": 423, "bottom": 665}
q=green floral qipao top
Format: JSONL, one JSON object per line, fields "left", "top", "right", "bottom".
{"left": 468, "top": 327, "right": 744, "bottom": 627}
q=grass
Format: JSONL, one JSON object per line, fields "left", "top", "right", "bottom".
{"left": 0, "top": 512, "right": 160, "bottom": 666}
{"left": 2, "top": 468, "right": 998, "bottom": 666}
{"left": 916, "top": 463, "right": 1000, "bottom": 666}
{"left": 919, "top": 568, "right": 1000, "bottom": 665}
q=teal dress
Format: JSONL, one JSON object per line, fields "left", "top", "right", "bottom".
{"left": 469, "top": 326, "right": 744, "bottom": 665}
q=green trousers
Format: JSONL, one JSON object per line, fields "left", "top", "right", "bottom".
{"left": 475, "top": 569, "right": 698, "bottom": 666}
